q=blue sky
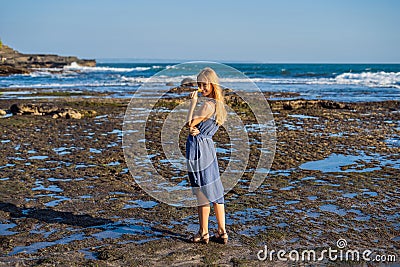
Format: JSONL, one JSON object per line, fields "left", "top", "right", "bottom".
{"left": 1, "top": 0, "right": 399, "bottom": 62}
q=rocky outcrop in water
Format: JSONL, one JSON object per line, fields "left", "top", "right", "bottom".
{"left": 0, "top": 44, "right": 96, "bottom": 76}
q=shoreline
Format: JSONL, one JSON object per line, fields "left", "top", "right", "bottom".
{"left": 0, "top": 95, "right": 399, "bottom": 265}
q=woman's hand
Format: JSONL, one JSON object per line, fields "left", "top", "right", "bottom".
{"left": 189, "top": 91, "right": 198, "bottom": 106}
{"left": 189, "top": 126, "right": 200, "bottom": 136}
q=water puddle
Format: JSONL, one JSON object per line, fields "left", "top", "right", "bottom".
{"left": 0, "top": 164, "right": 16, "bottom": 169}
{"left": 386, "top": 137, "right": 400, "bottom": 148}
{"left": 106, "top": 129, "right": 122, "bottom": 137}
{"left": 48, "top": 177, "right": 71, "bottom": 182}
{"left": 8, "top": 156, "right": 25, "bottom": 161}
{"left": 30, "top": 226, "right": 57, "bottom": 239}
{"left": 276, "top": 222, "right": 288, "bottom": 228}
{"left": 284, "top": 200, "right": 300, "bottom": 205}
{"left": 53, "top": 147, "right": 71, "bottom": 155}
{"left": 269, "top": 169, "right": 293, "bottom": 176}
{"left": 244, "top": 122, "right": 275, "bottom": 133}
{"left": 32, "top": 181, "right": 63, "bottom": 192}
{"left": 288, "top": 114, "right": 319, "bottom": 119}
{"left": 282, "top": 123, "right": 302, "bottom": 131}
{"left": 306, "top": 211, "right": 321, "bottom": 218}
{"left": 123, "top": 200, "right": 158, "bottom": 209}
{"left": 0, "top": 113, "right": 13, "bottom": 118}
{"left": 8, "top": 217, "right": 165, "bottom": 256}
{"left": 228, "top": 208, "right": 271, "bottom": 224}
{"left": 10, "top": 233, "right": 85, "bottom": 255}
{"left": 319, "top": 204, "right": 347, "bottom": 216}
{"left": 89, "top": 148, "right": 102, "bottom": 153}
{"left": 75, "top": 164, "right": 97, "bottom": 169}
{"left": 299, "top": 152, "right": 399, "bottom": 173}
{"left": 0, "top": 223, "right": 17, "bottom": 235}
{"left": 79, "top": 248, "right": 98, "bottom": 260}
{"left": 361, "top": 189, "right": 378, "bottom": 197}
{"left": 342, "top": 193, "right": 358, "bottom": 198}
{"left": 239, "top": 225, "right": 268, "bottom": 236}
{"left": 44, "top": 196, "right": 71, "bottom": 207}
{"left": 280, "top": 186, "right": 295, "bottom": 191}
{"left": 28, "top": 155, "right": 49, "bottom": 160}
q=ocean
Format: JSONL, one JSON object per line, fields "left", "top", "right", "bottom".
{"left": 1, "top": 62, "right": 399, "bottom": 102}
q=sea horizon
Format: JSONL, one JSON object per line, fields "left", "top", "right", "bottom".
{"left": 96, "top": 58, "right": 400, "bottom": 64}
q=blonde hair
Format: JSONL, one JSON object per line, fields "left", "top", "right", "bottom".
{"left": 197, "top": 67, "right": 227, "bottom": 126}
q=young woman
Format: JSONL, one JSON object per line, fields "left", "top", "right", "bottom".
{"left": 185, "top": 67, "right": 228, "bottom": 244}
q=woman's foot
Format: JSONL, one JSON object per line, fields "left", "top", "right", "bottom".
{"left": 213, "top": 231, "right": 228, "bottom": 244}
{"left": 190, "top": 231, "right": 209, "bottom": 244}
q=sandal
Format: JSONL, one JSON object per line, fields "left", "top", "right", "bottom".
{"left": 191, "top": 231, "right": 209, "bottom": 244}
{"left": 214, "top": 231, "right": 228, "bottom": 244}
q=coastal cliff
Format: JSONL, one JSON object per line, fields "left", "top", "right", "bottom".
{"left": 0, "top": 44, "right": 96, "bottom": 76}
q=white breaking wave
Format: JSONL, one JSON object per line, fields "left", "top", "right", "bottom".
{"left": 121, "top": 75, "right": 190, "bottom": 84}
{"left": 63, "top": 62, "right": 151, "bottom": 72}
{"left": 9, "top": 81, "right": 138, "bottom": 89}
{"left": 223, "top": 71, "right": 400, "bottom": 89}
{"left": 120, "top": 72, "right": 400, "bottom": 89}
{"left": 334, "top": 71, "right": 400, "bottom": 88}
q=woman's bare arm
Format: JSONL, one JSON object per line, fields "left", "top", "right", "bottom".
{"left": 186, "top": 91, "right": 198, "bottom": 127}
{"left": 188, "top": 101, "right": 215, "bottom": 128}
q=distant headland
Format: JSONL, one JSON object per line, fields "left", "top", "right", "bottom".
{"left": 0, "top": 43, "right": 96, "bottom": 76}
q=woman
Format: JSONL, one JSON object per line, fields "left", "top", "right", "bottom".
{"left": 185, "top": 67, "right": 228, "bottom": 244}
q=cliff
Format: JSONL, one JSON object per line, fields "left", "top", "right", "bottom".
{"left": 0, "top": 44, "right": 96, "bottom": 76}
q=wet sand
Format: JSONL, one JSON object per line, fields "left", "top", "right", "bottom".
{"left": 0, "top": 93, "right": 399, "bottom": 266}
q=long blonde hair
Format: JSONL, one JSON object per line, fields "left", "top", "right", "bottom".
{"left": 197, "top": 67, "right": 227, "bottom": 126}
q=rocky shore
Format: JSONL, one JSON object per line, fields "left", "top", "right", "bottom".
{"left": 0, "top": 93, "right": 399, "bottom": 266}
{"left": 0, "top": 44, "right": 95, "bottom": 76}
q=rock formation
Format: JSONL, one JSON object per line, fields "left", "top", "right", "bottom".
{"left": 10, "top": 103, "right": 83, "bottom": 119}
{"left": 0, "top": 44, "right": 96, "bottom": 76}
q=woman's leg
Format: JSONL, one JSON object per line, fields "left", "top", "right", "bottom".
{"left": 198, "top": 204, "right": 210, "bottom": 235}
{"left": 213, "top": 202, "right": 226, "bottom": 234}
{"left": 196, "top": 190, "right": 210, "bottom": 236}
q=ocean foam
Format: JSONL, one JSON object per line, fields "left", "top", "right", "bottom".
{"left": 334, "top": 71, "right": 400, "bottom": 88}
{"left": 63, "top": 62, "right": 151, "bottom": 72}
{"left": 223, "top": 71, "right": 400, "bottom": 89}
{"left": 9, "top": 81, "right": 138, "bottom": 89}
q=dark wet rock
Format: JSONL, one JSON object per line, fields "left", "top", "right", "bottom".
{"left": 165, "top": 82, "right": 174, "bottom": 86}
{"left": 167, "top": 86, "right": 195, "bottom": 94}
{"left": 10, "top": 103, "right": 58, "bottom": 115}
{"left": 165, "top": 78, "right": 197, "bottom": 94}
{"left": 180, "top": 77, "right": 196, "bottom": 87}
{"left": 10, "top": 103, "right": 83, "bottom": 119}
{"left": 168, "top": 86, "right": 233, "bottom": 95}
{"left": 281, "top": 99, "right": 349, "bottom": 110}
{"left": 52, "top": 109, "right": 82, "bottom": 119}
{"left": 0, "top": 65, "right": 30, "bottom": 76}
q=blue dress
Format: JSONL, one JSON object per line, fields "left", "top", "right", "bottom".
{"left": 186, "top": 101, "right": 224, "bottom": 204}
